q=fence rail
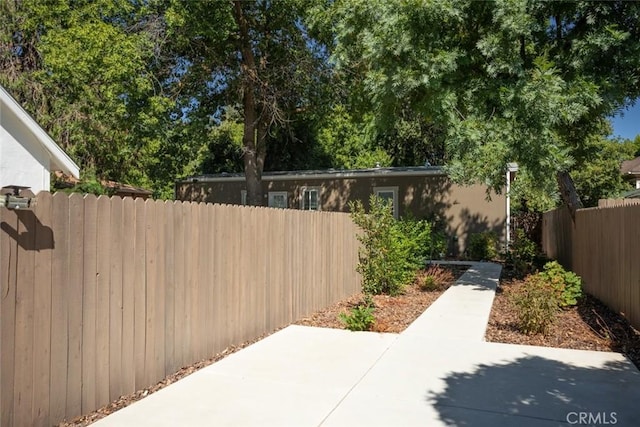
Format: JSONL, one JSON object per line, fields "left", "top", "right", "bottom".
{"left": 0, "top": 192, "right": 361, "bottom": 427}
{"left": 542, "top": 204, "right": 640, "bottom": 330}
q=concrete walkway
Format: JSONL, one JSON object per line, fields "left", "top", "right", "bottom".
{"left": 93, "top": 262, "right": 640, "bottom": 426}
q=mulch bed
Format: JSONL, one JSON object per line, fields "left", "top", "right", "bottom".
{"left": 485, "top": 278, "right": 640, "bottom": 369}
{"left": 295, "top": 264, "right": 469, "bottom": 333}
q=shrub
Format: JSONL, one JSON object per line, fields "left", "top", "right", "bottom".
{"left": 418, "top": 275, "right": 438, "bottom": 291}
{"left": 397, "top": 214, "right": 447, "bottom": 262}
{"left": 417, "top": 265, "right": 455, "bottom": 291}
{"left": 508, "top": 229, "right": 538, "bottom": 276}
{"left": 512, "top": 275, "right": 560, "bottom": 335}
{"left": 396, "top": 215, "right": 432, "bottom": 268}
{"left": 339, "top": 298, "right": 375, "bottom": 331}
{"left": 467, "top": 231, "right": 499, "bottom": 260}
{"left": 538, "top": 261, "right": 583, "bottom": 307}
{"left": 350, "top": 197, "right": 418, "bottom": 295}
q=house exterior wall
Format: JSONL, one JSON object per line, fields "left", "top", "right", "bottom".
{"left": 0, "top": 102, "right": 51, "bottom": 193}
{"left": 176, "top": 173, "right": 506, "bottom": 255}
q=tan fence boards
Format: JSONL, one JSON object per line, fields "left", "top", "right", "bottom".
{"left": 0, "top": 194, "right": 360, "bottom": 427}
{"left": 543, "top": 203, "right": 640, "bottom": 330}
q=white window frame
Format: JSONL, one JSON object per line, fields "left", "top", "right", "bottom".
{"left": 300, "top": 186, "right": 321, "bottom": 211}
{"left": 240, "top": 190, "right": 247, "bottom": 205}
{"left": 373, "top": 186, "right": 399, "bottom": 219}
{"left": 268, "top": 191, "right": 288, "bottom": 209}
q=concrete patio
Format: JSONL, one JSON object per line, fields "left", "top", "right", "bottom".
{"left": 92, "top": 262, "right": 640, "bottom": 426}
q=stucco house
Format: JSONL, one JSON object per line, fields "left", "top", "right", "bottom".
{"left": 175, "top": 166, "right": 509, "bottom": 255}
{"left": 0, "top": 85, "right": 80, "bottom": 194}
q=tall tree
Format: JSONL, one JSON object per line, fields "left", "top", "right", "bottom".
{"left": 314, "top": 0, "right": 640, "bottom": 217}
{"left": 0, "top": 0, "right": 181, "bottom": 194}
{"left": 165, "top": 0, "right": 330, "bottom": 205}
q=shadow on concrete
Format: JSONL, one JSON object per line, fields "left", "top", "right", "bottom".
{"left": 456, "top": 269, "right": 499, "bottom": 291}
{"left": 427, "top": 355, "right": 639, "bottom": 426}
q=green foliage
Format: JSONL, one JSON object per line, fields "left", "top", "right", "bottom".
{"left": 512, "top": 275, "right": 560, "bottom": 335}
{"left": 508, "top": 229, "right": 538, "bottom": 276}
{"left": 320, "top": 0, "right": 640, "bottom": 205}
{"left": 339, "top": 298, "right": 375, "bottom": 332}
{"left": 350, "top": 196, "right": 441, "bottom": 296}
{"left": 315, "top": 105, "right": 392, "bottom": 169}
{"left": 538, "top": 261, "right": 583, "bottom": 308}
{"left": 512, "top": 261, "right": 583, "bottom": 335}
{"left": 0, "top": 0, "right": 192, "bottom": 197}
{"left": 396, "top": 214, "right": 443, "bottom": 267}
{"left": 571, "top": 136, "right": 638, "bottom": 207}
{"left": 350, "top": 196, "right": 414, "bottom": 296}
{"left": 467, "top": 232, "right": 499, "bottom": 261}
{"left": 419, "top": 275, "right": 438, "bottom": 292}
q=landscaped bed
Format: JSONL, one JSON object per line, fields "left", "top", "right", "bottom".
{"left": 486, "top": 277, "right": 640, "bottom": 369}
{"left": 295, "top": 263, "right": 469, "bottom": 333}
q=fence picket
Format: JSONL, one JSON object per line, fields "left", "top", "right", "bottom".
{"left": 0, "top": 206, "right": 19, "bottom": 427}
{"left": 66, "top": 194, "right": 84, "bottom": 418}
{"left": 32, "top": 192, "right": 53, "bottom": 426}
{"left": 81, "top": 195, "right": 98, "bottom": 413}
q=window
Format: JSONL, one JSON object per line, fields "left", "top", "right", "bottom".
{"left": 373, "top": 186, "right": 399, "bottom": 218}
{"left": 301, "top": 187, "right": 320, "bottom": 210}
{"left": 268, "top": 191, "right": 288, "bottom": 208}
{"left": 240, "top": 190, "right": 247, "bottom": 205}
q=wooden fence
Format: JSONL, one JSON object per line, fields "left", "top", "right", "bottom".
{"left": 597, "top": 198, "right": 640, "bottom": 208}
{"left": 0, "top": 192, "right": 361, "bottom": 427}
{"left": 542, "top": 204, "right": 640, "bottom": 329}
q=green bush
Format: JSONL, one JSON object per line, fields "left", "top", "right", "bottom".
{"left": 508, "top": 229, "right": 538, "bottom": 275}
{"left": 419, "top": 275, "right": 438, "bottom": 291}
{"left": 512, "top": 275, "right": 560, "bottom": 335}
{"left": 538, "top": 261, "right": 583, "bottom": 307}
{"left": 339, "top": 299, "right": 375, "bottom": 331}
{"left": 350, "top": 197, "right": 413, "bottom": 295}
{"left": 467, "top": 231, "right": 499, "bottom": 260}
{"left": 397, "top": 214, "right": 447, "bottom": 264}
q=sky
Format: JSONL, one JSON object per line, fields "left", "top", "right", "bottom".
{"left": 610, "top": 102, "right": 640, "bottom": 141}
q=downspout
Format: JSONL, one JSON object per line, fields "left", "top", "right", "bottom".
{"left": 505, "top": 163, "right": 518, "bottom": 250}
{"left": 506, "top": 168, "right": 511, "bottom": 250}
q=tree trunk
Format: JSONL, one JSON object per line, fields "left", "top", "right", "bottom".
{"left": 233, "top": 0, "right": 264, "bottom": 206}
{"left": 556, "top": 170, "right": 583, "bottom": 221}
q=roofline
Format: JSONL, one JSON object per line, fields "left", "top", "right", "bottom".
{"left": 180, "top": 167, "right": 448, "bottom": 183}
{"left": 0, "top": 85, "right": 80, "bottom": 179}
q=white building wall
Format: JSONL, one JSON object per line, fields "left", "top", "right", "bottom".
{"left": 0, "top": 107, "right": 51, "bottom": 193}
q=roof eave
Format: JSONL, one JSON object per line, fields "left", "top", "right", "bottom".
{"left": 0, "top": 86, "right": 80, "bottom": 179}
{"left": 180, "top": 167, "right": 447, "bottom": 184}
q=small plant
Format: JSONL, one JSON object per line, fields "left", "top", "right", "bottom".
{"left": 511, "top": 275, "right": 560, "bottom": 335}
{"left": 508, "top": 229, "right": 538, "bottom": 276}
{"left": 467, "top": 231, "right": 499, "bottom": 261}
{"left": 419, "top": 275, "right": 438, "bottom": 291}
{"left": 417, "top": 265, "right": 455, "bottom": 291}
{"left": 339, "top": 297, "right": 375, "bottom": 331}
{"left": 538, "top": 261, "right": 583, "bottom": 307}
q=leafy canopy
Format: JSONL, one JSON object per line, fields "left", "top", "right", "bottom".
{"left": 313, "top": 0, "right": 640, "bottom": 200}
